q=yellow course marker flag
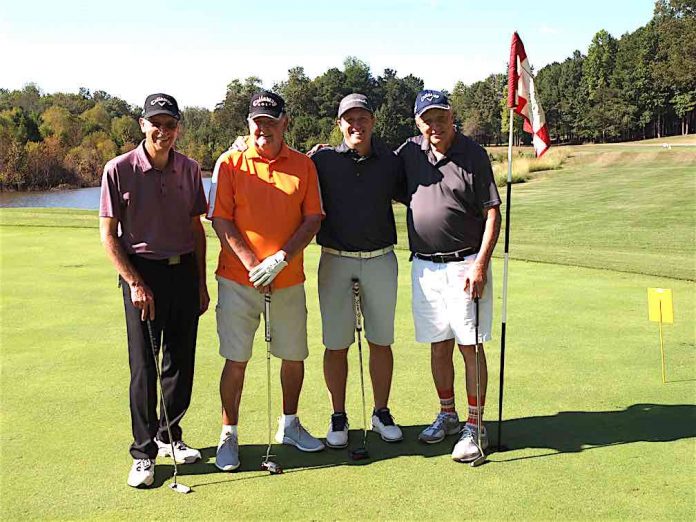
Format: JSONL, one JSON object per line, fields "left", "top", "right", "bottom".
{"left": 648, "top": 288, "right": 674, "bottom": 324}
{"left": 647, "top": 288, "right": 673, "bottom": 383}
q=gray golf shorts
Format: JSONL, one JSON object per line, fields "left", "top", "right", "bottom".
{"left": 216, "top": 276, "right": 309, "bottom": 362}
{"left": 318, "top": 250, "right": 398, "bottom": 349}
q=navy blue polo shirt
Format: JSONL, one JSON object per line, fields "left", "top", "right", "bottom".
{"left": 311, "top": 137, "right": 403, "bottom": 251}
{"left": 396, "top": 133, "right": 501, "bottom": 254}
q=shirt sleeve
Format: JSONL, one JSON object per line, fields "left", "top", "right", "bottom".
{"left": 99, "top": 161, "right": 120, "bottom": 219}
{"left": 208, "top": 154, "right": 236, "bottom": 221}
{"left": 474, "top": 148, "right": 501, "bottom": 210}
{"left": 301, "top": 160, "right": 325, "bottom": 217}
{"left": 191, "top": 162, "right": 208, "bottom": 216}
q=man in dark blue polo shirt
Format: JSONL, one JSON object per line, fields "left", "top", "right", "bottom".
{"left": 311, "top": 94, "right": 404, "bottom": 448}
{"left": 396, "top": 90, "right": 501, "bottom": 463}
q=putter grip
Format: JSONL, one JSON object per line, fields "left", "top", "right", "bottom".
{"left": 264, "top": 293, "right": 271, "bottom": 342}
{"left": 352, "top": 279, "right": 362, "bottom": 331}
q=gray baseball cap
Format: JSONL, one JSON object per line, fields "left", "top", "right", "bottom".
{"left": 337, "top": 93, "right": 373, "bottom": 119}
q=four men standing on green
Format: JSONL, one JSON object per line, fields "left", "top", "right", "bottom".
{"left": 102, "top": 88, "right": 501, "bottom": 487}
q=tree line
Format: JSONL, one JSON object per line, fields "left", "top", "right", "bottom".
{"left": 1, "top": 0, "right": 693, "bottom": 191}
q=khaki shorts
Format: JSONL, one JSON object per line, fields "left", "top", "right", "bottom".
{"left": 216, "top": 276, "right": 308, "bottom": 362}
{"left": 411, "top": 255, "right": 493, "bottom": 345}
{"left": 318, "top": 250, "right": 397, "bottom": 349}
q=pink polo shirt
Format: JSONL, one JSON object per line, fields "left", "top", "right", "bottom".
{"left": 99, "top": 141, "right": 207, "bottom": 260}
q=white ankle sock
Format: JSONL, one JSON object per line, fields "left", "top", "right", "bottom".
{"left": 282, "top": 414, "right": 297, "bottom": 428}
{"left": 221, "top": 425, "right": 237, "bottom": 440}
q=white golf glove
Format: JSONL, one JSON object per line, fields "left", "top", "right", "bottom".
{"left": 249, "top": 251, "right": 288, "bottom": 287}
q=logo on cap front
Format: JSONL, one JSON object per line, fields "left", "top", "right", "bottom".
{"left": 252, "top": 96, "right": 278, "bottom": 108}
{"left": 150, "top": 96, "right": 172, "bottom": 107}
{"left": 420, "top": 92, "right": 440, "bottom": 102}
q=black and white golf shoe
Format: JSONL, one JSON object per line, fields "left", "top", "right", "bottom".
{"left": 127, "top": 458, "right": 155, "bottom": 488}
{"left": 371, "top": 407, "right": 403, "bottom": 442}
{"left": 326, "top": 412, "right": 349, "bottom": 448}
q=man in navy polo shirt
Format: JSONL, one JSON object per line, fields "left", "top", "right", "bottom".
{"left": 397, "top": 90, "right": 501, "bottom": 463}
{"left": 311, "top": 94, "right": 404, "bottom": 447}
{"left": 99, "top": 93, "right": 209, "bottom": 488}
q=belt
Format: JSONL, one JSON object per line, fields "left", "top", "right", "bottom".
{"left": 413, "top": 248, "right": 475, "bottom": 263}
{"left": 132, "top": 252, "right": 194, "bottom": 266}
{"left": 321, "top": 246, "right": 394, "bottom": 259}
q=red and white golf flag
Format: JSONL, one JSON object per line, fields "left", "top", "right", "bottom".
{"left": 508, "top": 32, "right": 550, "bottom": 157}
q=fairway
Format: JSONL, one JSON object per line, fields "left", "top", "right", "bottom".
{"left": 1, "top": 143, "right": 695, "bottom": 520}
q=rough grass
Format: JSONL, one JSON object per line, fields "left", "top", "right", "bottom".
{"left": 492, "top": 149, "right": 570, "bottom": 186}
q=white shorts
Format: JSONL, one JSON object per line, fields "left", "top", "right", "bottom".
{"left": 411, "top": 254, "right": 493, "bottom": 345}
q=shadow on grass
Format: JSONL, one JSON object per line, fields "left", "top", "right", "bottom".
{"left": 493, "top": 402, "right": 696, "bottom": 462}
{"left": 152, "top": 403, "right": 695, "bottom": 488}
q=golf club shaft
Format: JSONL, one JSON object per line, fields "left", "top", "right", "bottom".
{"left": 146, "top": 320, "right": 180, "bottom": 483}
{"left": 352, "top": 280, "right": 368, "bottom": 447}
{"left": 474, "top": 298, "right": 483, "bottom": 454}
{"left": 264, "top": 292, "right": 272, "bottom": 462}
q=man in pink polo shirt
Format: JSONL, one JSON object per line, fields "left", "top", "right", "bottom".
{"left": 99, "top": 93, "right": 209, "bottom": 488}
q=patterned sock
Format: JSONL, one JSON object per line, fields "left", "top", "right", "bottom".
{"left": 466, "top": 394, "right": 485, "bottom": 428}
{"left": 437, "top": 388, "right": 456, "bottom": 414}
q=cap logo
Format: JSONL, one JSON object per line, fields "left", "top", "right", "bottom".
{"left": 420, "top": 92, "right": 440, "bottom": 102}
{"left": 150, "top": 96, "right": 172, "bottom": 107}
{"left": 252, "top": 96, "right": 278, "bottom": 108}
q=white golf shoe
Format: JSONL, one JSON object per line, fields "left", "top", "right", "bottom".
{"left": 451, "top": 424, "right": 489, "bottom": 462}
{"left": 371, "top": 407, "right": 403, "bottom": 442}
{"left": 155, "top": 439, "right": 201, "bottom": 464}
{"left": 127, "top": 458, "right": 155, "bottom": 488}
{"left": 326, "top": 412, "right": 349, "bottom": 448}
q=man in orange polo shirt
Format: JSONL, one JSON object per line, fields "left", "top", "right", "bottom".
{"left": 208, "top": 91, "right": 325, "bottom": 471}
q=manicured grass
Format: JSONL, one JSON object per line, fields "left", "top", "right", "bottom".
{"left": 1, "top": 141, "right": 694, "bottom": 520}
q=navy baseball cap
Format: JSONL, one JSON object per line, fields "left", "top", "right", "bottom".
{"left": 143, "top": 93, "right": 180, "bottom": 120}
{"left": 249, "top": 91, "right": 285, "bottom": 120}
{"left": 337, "top": 93, "right": 373, "bottom": 119}
{"left": 414, "top": 89, "right": 451, "bottom": 118}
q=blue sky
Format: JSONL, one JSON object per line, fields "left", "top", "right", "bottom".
{"left": 2, "top": 0, "right": 656, "bottom": 109}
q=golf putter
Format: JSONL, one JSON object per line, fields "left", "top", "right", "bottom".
{"left": 261, "top": 292, "right": 283, "bottom": 475}
{"left": 145, "top": 320, "right": 192, "bottom": 493}
{"left": 469, "top": 297, "right": 486, "bottom": 468}
{"left": 349, "top": 278, "right": 369, "bottom": 461}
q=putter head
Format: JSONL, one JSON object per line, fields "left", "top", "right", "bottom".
{"left": 169, "top": 482, "right": 192, "bottom": 494}
{"left": 261, "top": 460, "right": 283, "bottom": 474}
{"left": 349, "top": 447, "right": 369, "bottom": 461}
{"left": 468, "top": 452, "right": 487, "bottom": 468}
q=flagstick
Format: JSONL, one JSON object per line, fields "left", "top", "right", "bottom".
{"left": 659, "top": 302, "right": 666, "bottom": 384}
{"left": 497, "top": 108, "right": 515, "bottom": 452}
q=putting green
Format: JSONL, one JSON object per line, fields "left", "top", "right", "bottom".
{"left": 1, "top": 142, "right": 694, "bottom": 519}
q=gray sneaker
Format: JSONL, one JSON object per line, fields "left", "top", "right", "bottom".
{"left": 275, "top": 417, "right": 325, "bottom": 452}
{"left": 451, "top": 424, "right": 489, "bottom": 462}
{"left": 418, "top": 412, "right": 461, "bottom": 444}
{"left": 215, "top": 433, "right": 240, "bottom": 471}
